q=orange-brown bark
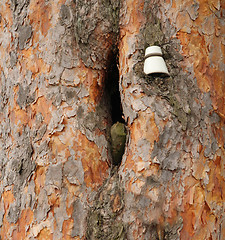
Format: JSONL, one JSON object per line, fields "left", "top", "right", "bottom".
{"left": 0, "top": 0, "right": 224, "bottom": 239}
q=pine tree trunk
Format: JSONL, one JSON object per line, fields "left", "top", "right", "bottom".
{"left": 0, "top": 0, "right": 224, "bottom": 239}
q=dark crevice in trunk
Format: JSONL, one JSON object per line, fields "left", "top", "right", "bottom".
{"left": 104, "top": 50, "right": 126, "bottom": 167}
{"left": 105, "top": 50, "right": 124, "bottom": 125}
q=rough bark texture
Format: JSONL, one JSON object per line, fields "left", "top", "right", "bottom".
{"left": 0, "top": 0, "right": 224, "bottom": 239}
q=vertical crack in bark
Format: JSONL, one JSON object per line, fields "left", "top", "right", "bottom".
{"left": 80, "top": 1, "right": 127, "bottom": 237}
{"left": 105, "top": 50, "right": 127, "bottom": 167}
{"left": 105, "top": 50, "right": 124, "bottom": 124}
{"left": 74, "top": 0, "right": 126, "bottom": 166}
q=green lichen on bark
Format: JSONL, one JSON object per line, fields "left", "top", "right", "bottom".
{"left": 86, "top": 171, "right": 126, "bottom": 239}
{"left": 167, "top": 95, "right": 188, "bottom": 131}
{"left": 143, "top": 14, "right": 165, "bottom": 48}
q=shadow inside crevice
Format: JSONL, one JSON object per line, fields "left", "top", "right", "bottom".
{"left": 104, "top": 50, "right": 124, "bottom": 125}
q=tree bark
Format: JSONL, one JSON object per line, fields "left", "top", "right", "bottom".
{"left": 0, "top": 0, "right": 224, "bottom": 239}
